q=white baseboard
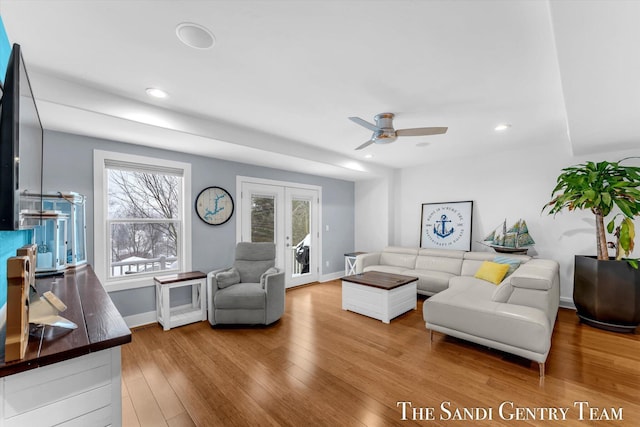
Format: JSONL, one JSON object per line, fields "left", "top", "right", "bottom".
{"left": 320, "top": 271, "right": 344, "bottom": 282}
{"left": 123, "top": 310, "right": 157, "bottom": 328}
{"left": 559, "top": 296, "right": 576, "bottom": 310}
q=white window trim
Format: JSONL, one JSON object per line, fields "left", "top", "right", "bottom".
{"left": 94, "top": 150, "right": 192, "bottom": 291}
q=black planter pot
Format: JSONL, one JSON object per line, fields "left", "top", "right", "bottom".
{"left": 574, "top": 255, "right": 640, "bottom": 333}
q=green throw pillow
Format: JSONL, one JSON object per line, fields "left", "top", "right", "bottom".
{"left": 493, "top": 256, "right": 521, "bottom": 277}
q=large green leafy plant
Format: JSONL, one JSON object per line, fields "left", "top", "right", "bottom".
{"left": 543, "top": 158, "right": 640, "bottom": 268}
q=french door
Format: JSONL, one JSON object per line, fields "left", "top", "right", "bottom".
{"left": 238, "top": 178, "right": 320, "bottom": 288}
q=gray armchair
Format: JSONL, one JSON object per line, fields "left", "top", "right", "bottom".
{"left": 207, "top": 242, "right": 285, "bottom": 326}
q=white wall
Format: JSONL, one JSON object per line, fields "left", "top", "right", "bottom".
{"left": 356, "top": 144, "right": 640, "bottom": 308}
{"left": 44, "top": 130, "right": 355, "bottom": 319}
{"left": 354, "top": 173, "right": 394, "bottom": 252}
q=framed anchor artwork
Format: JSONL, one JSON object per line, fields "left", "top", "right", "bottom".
{"left": 420, "top": 200, "right": 473, "bottom": 251}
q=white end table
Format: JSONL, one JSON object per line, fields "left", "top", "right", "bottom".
{"left": 154, "top": 271, "right": 207, "bottom": 330}
{"left": 344, "top": 252, "right": 366, "bottom": 275}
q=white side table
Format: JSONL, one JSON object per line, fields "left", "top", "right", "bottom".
{"left": 154, "top": 271, "right": 207, "bottom": 331}
{"left": 344, "top": 252, "right": 366, "bottom": 276}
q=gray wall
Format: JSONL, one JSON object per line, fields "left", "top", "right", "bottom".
{"left": 43, "top": 130, "right": 355, "bottom": 317}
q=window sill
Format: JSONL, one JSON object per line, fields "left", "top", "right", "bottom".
{"left": 103, "top": 275, "right": 157, "bottom": 292}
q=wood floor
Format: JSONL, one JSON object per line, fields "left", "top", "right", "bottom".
{"left": 121, "top": 280, "right": 640, "bottom": 426}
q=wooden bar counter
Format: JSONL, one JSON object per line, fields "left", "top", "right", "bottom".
{"left": 0, "top": 266, "right": 132, "bottom": 426}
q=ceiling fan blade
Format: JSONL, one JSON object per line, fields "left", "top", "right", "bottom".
{"left": 396, "top": 127, "right": 448, "bottom": 137}
{"left": 355, "top": 139, "right": 375, "bottom": 150}
{"left": 349, "top": 117, "right": 380, "bottom": 132}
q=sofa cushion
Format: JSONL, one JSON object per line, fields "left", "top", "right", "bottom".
{"left": 408, "top": 269, "right": 455, "bottom": 294}
{"left": 474, "top": 261, "right": 510, "bottom": 285}
{"left": 415, "top": 255, "right": 463, "bottom": 275}
{"left": 384, "top": 246, "right": 420, "bottom": 255}
{"left": 417, "top": 248, "right": 466, "bottom": 259}
{"left": 448, "top": 275, "right": 494, "bottom": 289}
{"left": 491, "top": 281, "right": 514, "bottom": 303}
{"left": 461, "top": 259, "right": 486, "bottom": 276}
{"left": 379, "top": 251, "right": 417, "bottom": 269}
{"left": 423, "top": 282, "right": 551, "bottom": 354}
{"left": 363, "top": 265, "right": 408, "bottom": 275}
{"left": 214, "top": 282, "right": 266, "bottom": 309}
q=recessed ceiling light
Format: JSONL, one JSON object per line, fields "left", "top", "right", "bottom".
{"left": 176, "top": 22, "right": 215, "bottom": 49}
{"left": 146, "top": 88, "right": 168, "bottom": 99}
{"left": 494, "top": 123, "right": 512, "bottom": 131}
{"left": 364, "top": 154, "right": 373, "bottom": 159}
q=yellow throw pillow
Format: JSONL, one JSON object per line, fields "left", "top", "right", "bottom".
{"left": 474, "top": 261, "right": 510, "bottom": 285}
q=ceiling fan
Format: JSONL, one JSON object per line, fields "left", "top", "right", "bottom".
{"left": 349, "top": 112, "right": 447, "bottom": 150}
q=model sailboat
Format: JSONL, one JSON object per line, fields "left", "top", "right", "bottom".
{"left": 483, "top": 219, "right": 535, "bottom": 253}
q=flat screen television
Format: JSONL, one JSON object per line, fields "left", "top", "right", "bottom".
{"left": 0, "top": 43, "right": 43, "bottom": 230}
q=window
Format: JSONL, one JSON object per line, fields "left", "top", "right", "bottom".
{"left": 94, "top": 151, "right": 191, "bottom": 290}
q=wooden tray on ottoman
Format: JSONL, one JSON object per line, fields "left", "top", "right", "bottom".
{"left": 341, "top": 271, "right": 418, "bottom": 323}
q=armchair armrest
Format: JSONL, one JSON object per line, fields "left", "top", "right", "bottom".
{"left": 207, "top": 267, "right": 232, "bottom": 325}
{"left": 263, "top": 269, "right": 285, "bottom": 325}
{"left": 355, "top": 252, "right": 381, "bottom": 274}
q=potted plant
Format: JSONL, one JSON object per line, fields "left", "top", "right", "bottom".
{"left": 543, "top": 158, "right": 640, "bottom": 332}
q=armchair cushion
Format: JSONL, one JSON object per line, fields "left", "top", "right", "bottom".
{"left": 216, "top": 267, "right": 241, "bottom": 289}
{"left": 214, "top": 283, "right": 266, "bottom": 309}
{"left": 233, "top": 242, "right": 277, "bottom": 283}
{"left": 235, "top": 260, "right": 275, "bottom": 283}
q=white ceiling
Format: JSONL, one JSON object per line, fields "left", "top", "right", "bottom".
{"left": 1, "top": 1, "right": 638, "bottom": 181}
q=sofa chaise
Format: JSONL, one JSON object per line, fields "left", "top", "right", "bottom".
{"left": 355, "top": 247, "right": 560, "bottom": 376}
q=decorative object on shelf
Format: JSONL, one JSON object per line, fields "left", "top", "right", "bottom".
{"left": 195, "top": 186, "right": 234, "bottom": 225}
{"left": 543, "top": 158, "right": 640, "bottom": 332}
{"left": 5, "top": 256, "right": 31, "bottom": 362}
{"left": 29, "top": 291, "right": 77, "bottom": 330}
{"left": 482, "top": 218, "right": 535, "bottom": 254}
{"left": 23, "top": 210, "right": 68, "bottom": 275}
{"left": 44, "top": 192, "right": 87, "bottom": 268}
{"left": 22, "top": 192, "right": 88, "bottom": 269}
{"left": 420, "top": 201, "right": 473, "bottom": 251}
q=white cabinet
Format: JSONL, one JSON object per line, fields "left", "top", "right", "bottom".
{"left": 0, "top": 347, "right": 122, "bottom": 427}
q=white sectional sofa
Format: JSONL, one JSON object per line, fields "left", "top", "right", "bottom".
{"left": 355, "top": 247, "right": 560, "bottom": 376}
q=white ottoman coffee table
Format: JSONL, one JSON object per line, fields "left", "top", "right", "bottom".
{"left": 342, "top": 271, "right": 418, "bottom": 323}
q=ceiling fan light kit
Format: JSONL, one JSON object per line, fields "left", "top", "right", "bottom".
{"left": 349, "top": 112, "right": 447, "bottom": 150}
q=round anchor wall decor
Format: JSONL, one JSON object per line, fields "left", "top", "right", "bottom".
{"left": 195, "top": 186, "right": 234, "bottom": 225}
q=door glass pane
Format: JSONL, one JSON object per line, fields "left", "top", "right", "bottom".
{"left": 292, "top": 198, "right": 310, "bottom": 276}
{"left": 251, "top": 195, "right": 275, "bottom": 243}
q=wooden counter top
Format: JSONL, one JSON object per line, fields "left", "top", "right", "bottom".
{"left": 0, "top": 266, "right": 132, "bottom": 377}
